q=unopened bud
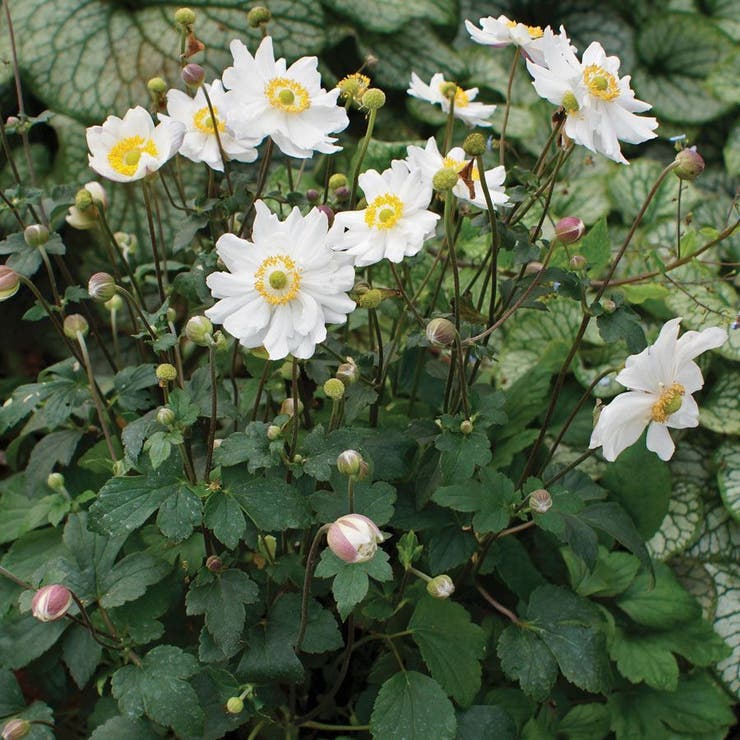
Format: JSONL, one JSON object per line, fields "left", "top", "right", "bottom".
{"left": 306, "top": 188, "right": 320, "bottom": 204}
{"left": 426, "top": 317, "right": 456, "bottom": 347}
{"left": 156, "top": 363, "right": 178, "bottom": 383}
{"left": 361, "top": 88, "right": 386, "bottom": 110}
{"left": 327, "top": 514, "right": 384, "bottom": 563}
{"left": 280, "top": 397, "right": 303, "bottom": 416}
{"left": 174, "top": 7, "right": 196, "bottom": 26}
{"left": 47, "top": 472, "right": 66, "bottom": 492}
{"left": 460, "top": 419, "right": 473, "bottom": 435}
{"left": 75, "top": 188, "right": 94, "bottom": 211}
{"left": 529, "top": 488, "right": 552, "bottom": 513}
{"left": 524, "top": 261, "right": 543, "bottom": 275}
{"left": 23, "top": 224, "right": 49, "bottom": 247}
{"left": 463, "top": 133, "right": 486, "bottom": 157}
{"left": 328, "top": 173, "right": 347, "bottom": 190}
{"left": 205, "top": 555, "right": 223, "bottom": 572}
{"left": 114, "top": 231, "right": 137, "bottom": 254}
{"left": 337, "top": 449, "right": 364, "bottom": 477}
{"left": 324, "top": 378, "right": 345, "bottom": 400}
{"left": 225, "top": 696, "right": 244, "bottom": 714}
{"left": 31, "top": 584, "right": 72, "bottom": 622}
{"left": 213, "top": 331, "right": 228, "bottom": 352}
{"left": 185, "top": 315, "right": 213, "bottom": 346}
{"left": 568, "top": 254, "right": 587, "bottom": 270}
{"left": 88, "top": 272, "right": 116, "bottom": 302}
{"left": 63, "top": 314, "right": 88, "bottom": 340}
{"left": 258, "top": 534, "right": 277, "bottom": 562}
{"left": 156, "top": 407, "right": 176, "bottom": 426}
{"left": 0, "top": 265, "right": 20, "bottom": 302}
{"left": 267, "top": 424, "right": 282, "bottom": 440}
{"left": 432, "top": 167, "right": 459, "bottom": 192}
{"left": 333, "top": 185, "right": 350, "bottom": 203}
{"left": 147, "top": 77, "right": 167, "bottom": 96}
{"left": 602, "top": 298, "right": 616, "bottom": 314}
{"left": 247, "top": 6, "right": 271, "bottom": 27}
{"left": 336, "top": 357, "right": 359, "bottom": 386}
{"left": 316, "top": 204, "right": 334, "bottom": 226}
{"left": 1, "top": 719, "right": 30, "bottom": 740}
{"left": 426, "top": 574, "right": 455, "bottom": 599}
{"left": 182, "top": 63, "right": 205, "bottom": 88}
{"left": 357, "top": 288, "right": 382, "bottom": 309}
{"left": 674, "top": 146, "right": 704, "bottom": 181}
{"left": 555, "top": 216, "right": 585, "bottom": 245}
{"left": 5, "top": 116, "right": 19, "bottom": 128}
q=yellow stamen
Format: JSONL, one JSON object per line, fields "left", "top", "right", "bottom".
{"left": 337, "top": 73, "right": 370, "bottom": 100}
{"left": 651, "top": 382, "right": 685, "bottom": 423}
{"left": 583, "top": 64, "right": 620, "bottom": 101}
{"left": 107, "top": 136, "right": 158, "bottom": 176}
{"left": 364, "top": 193, "right": 403, "bottom": 230}
{"left": 442, "top": 156, "right": 480, "bottom": 181}
{"left": 505, "top": 19, "right": 543, "bottom": 38}
{"left": 254, "top": 255, "right": 301, "bottom": 305}
{"left": 265, "top": 78, "right": 310, "bottom": 113}
{"left": 193, "top": 106, "right": 225, "bottom": 134}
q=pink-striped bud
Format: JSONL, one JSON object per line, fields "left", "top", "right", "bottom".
{"left": 674, "top": 146, "right": 704, "bottom": 181}
{"left": 327, "top": 514, "right": 384, "bottom": 563}
{"left": 555, "top": 216, "right": 585, "bottom": 245}
{"left": 31, "top": 584, "right": 72, "bottom": 622}
{"left": 0, "top": 265, "right": 20, "bottom": 301}
{"left": 1, "top": 718, "right": 30, "bottom": 740}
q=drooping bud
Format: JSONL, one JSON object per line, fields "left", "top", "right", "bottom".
{"left": 316, "top": 204, "right": 335, "bottom": 226}
{"left": 31, "top": 584, "right": 72, "bottom": 622}
{"left": 182, "top": 63, "right": 205, "bottom": 88}
{"left": 114, "top": 231, "right": 138, "bottom": 255}
{"left": 87, "top": 272, "right": 116, "bottom": 302}
{"left": 225, "top": 696, "right": 244, "bottom": 714}
{"left": 63, "top": 314, "right": 89, "bottom": 340}
{"left": 333, "top": 185, "right": 350, "bottom": 203}
{"left": 361, "top": 88, "right": 386, "bottom": 111}
{"left": 156, "top": 363, "right": 178, "bottom": 384}
{"left": 426, "top": 574, "right": 455, "bottom": 599}
{"left": 568, "top": 254, "right": 587, "bottom": 270}
{"left": 460, "top": 419, "right": 473, "bottom": 435}
{"left": 174, "top": 7, "right": 196, "bottom": 26}
{"left": 463, "top": 133, "right": 486, "bottom": 157}
{"left": 529, "top": 488, "right": 552, "bottom": 513}
{"left": 1, "top": 718, "right": 30, "bottom": 740}
{"left": 266, "top": 424, "right": 282, "bottom": 441}
{"left": 306, "top": 188, "right": 320, "bottom": 204}
{"left": 357, "top": 288, "right": 382, "bottom": 309}
{"left": 280, "top": 397, "right": 303, "bottom": 417}
{"left": 23, "top": 224, "right": 49, "bottom": 248}
{"left": 205, "top": 555, "right": 223, "bottom": 572}
{"left": 213, "top": 331, "right": 228, "bottom": 352}
{"left": 555, "top": 216, "right": 585, "bottom": 245}
{"left": 432, "top": 167, "right": 459, "bottom": 192}
{"left": 247, "top": 6, "right": 271, "bottom": 27}
{"left": 674, "top": 146, "right": 704, "bottom": 181}
{"left": 67, "top": 182, "right": 107, "bottom": 230}
{"left": 426, "top": 317, "right": 456, "bottom": 347}
{"left": 327, "top": 514, "right": 384, "bottom": 563}
{"left": 336, "top": 357, "right": 359, "bottom": 386}
{"left": 324, "top": 378, "right": 345, "bottom": 400}
{"left": 185, "top": 315, "right": 213, "bottom": 346}
{"left": 337, "top": 449, "right": 364, "bottom": 477}
{"left": 47, "top": 472, "right": 66, "bottom": 492}
{"left": 156, "top": 407, "right": 176, "bottom": 426}
{"left": 0, "top": 265, "right": 20, "bottom": 302}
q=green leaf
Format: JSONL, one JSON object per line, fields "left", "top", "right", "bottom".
{"left": 0, "top": 613, "right": 68, "bottom": 669}
{"left": 114, "top": 365, "right": 157, "bottom": 411}
{"left": 557, "top": 703, "right": 610, "bottom": 740}
{"left": 701, "top": 372, "right": 740, "bottom": 435}
{"left": 111, "top": 645, "right": 203, "bottom": 737}
{"left": 563, "top": 546, "right": 640, "bottom": 598}
{"left": 0, "top": 668, "right": 25, "bottom": 714}
{"left": 370, "top": 671, "right": 457, "bottom": 740}
{"left": 578, "top": 217, "right": 611, "bottom": 276}
{"left": 99, "top": 552, "right": 171, "bottom": 609}
{"left": 323, "top": 0, "right": 455, "bottom": 33}
{"left": 456, "top": 705, "right": 517, "bottom": 740}
{"left": 596, "top": 307, "right": 647, "bottom": 354}
{"left": 616, "top": 562, "right": 701, "bottom": 628}
{"left": 186, "top": 569, "right": 259, "bottom": 655}
{"left": 717, "top": 441, "right": 740, "bottom": 522}
{"left": 609, "top": 627, "right": 679, "bottom": 691}
{"left": 213, "top": 423, "right": 277, "bottom": 472}
{"left": 88, "top": 717, "right": 159, "bottom": 740}
{"left": 62, "top": 623, "right": 103, "bottom": 689}
{"left": 311, "top": 480, "right": 396, "bottom": 527}
{"left": 646, "top": 479, "right": 703, "bottom": 560}
{"left": 704, "top": 562, "right": 740, "bottom": 698}
{"left": 203, "top": 491, "right": 246, "bottom": 549}
{"left": 497, "top": 625, "right": 558, "bottom": 701}
{"left": 408, "top": 596, "right": 486, "bottom": 706}
{"left": 226, "top": 472, "right": 311, "bottom": 531}
{"left": 155, "top": 486, "right": 202, "bottom": 543}
{"left": 434, "top": 431, "right": 492, "bottom": 484}
{"left": 25, "top": 429, "right": 83, "bottom": 494}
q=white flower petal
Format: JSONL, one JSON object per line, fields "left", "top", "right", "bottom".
{"left": 646, "top": 422, "right": 675, "bottom": 461}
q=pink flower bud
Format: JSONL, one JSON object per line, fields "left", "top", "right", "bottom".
{"left": 337, "top": 449, "right": 364, "bottom": 477}
{"left": 674, "top": 146, "right": 704, "bottom": 181}
{"left": 31, "top": 584, "right": 72, "bottom": 622}
{"left": 182, "top": 63, "right": 205, "bottom": 87}
{"left": 426, "top": 317, "right": 456, "bottom": 347}
{"left": 1, "top": 719, "right": 30, "bottom": 740}
{"left": 327, "top": 514, "right": 384, "bottom": 563}
{"left": 555, "top": 216, "right": 585, "bottom": 245}
{"left": 316, "top": 204, "right": 334, "bottom": 226}
{"left": 0, "top": 265, "right": 20, "bottom": 302}
{"left": 206, "top": 555, "right": 223, "bottom": 572}
{"left": 88, "top": 272, "right": 117, "bottom": 302}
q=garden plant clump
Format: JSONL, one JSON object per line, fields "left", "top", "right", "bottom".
{"left": 0, "top": 1, "right": 738, "bottom": 738}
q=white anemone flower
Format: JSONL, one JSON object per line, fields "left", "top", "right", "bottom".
{"left": 589, "top": 317, "right": 727, "bottom": 462}
{"left": 328, "top": 160, "right": 439, "bottom": 267}
{"left": 87, "top": 106, "right": 185, "bottom": 182}
{"left": 526, "top": 30, "right": 658, "bottom": 164}
{"left": 159, "top": 80, "right": 260, "bottom": 171}
{"left": 406, "top": 137, "right": 509, "bottom": 210}
{"left": 222, "top": 36, "right": 349, "bottom": 159}
{"left": 408, "top": 72, "right": 496, "bottom": 128}
{"left": 205, "top": 201, "right": 355, "bottom": 360}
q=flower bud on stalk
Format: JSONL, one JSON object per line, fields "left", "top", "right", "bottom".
{"left": 306, "top": 188, "right": 320, "bottom": 204}
{"left": 67, "top": 182, "right": 107, "bottom": 230}
{"left": 247, "top": 6, "right": 271, "bottom": 27}
{"left": 174, "top": 7, "right": 196, "bottom": 26}
{"left": 156, "top": 363, "right": 178, "bottom": 384}
{"left": 555, "top": 216, "right": 585, "bottom": 244}
{"left": 226, "top": 696, "right": 244, "bottom": 714}
{"left": 426, "top": 574, "right": 455, "bottom": 599}
{"left": 23, "top": 224, "right": 49, "bottom": 248}
{"left": 569, "top": 254, "right": 587, "bottom": 270}
{"left": 1, "top": 718, "right": 30, "bottom": 740}
{"left": 462, "top": 133, "right": 487, "bottom": 157}
{"left": 426, "top": 317, "right": 456, "bottom": 347}
{"left": 432, "top": 167, "right": 459, "bottom": 192}
{"left": 88, "top": 272, "right": 116, "bottom": 302}
{"left": 336, "top": 449, "right": 364, "bottom": 477}
{"left": 336, "top": 357, "right": 359, "bottom": 386}
{"left": 182, "top": 63, "right": 205, "bottom": 88}
{"left": 156, "top": 407, "right": 176, "bottom": 426}
{"left": 361, "top": 88, "right": 386, "bottom": 111}
{"left": 316, "top": 203, "right": 334, "bottom": 224}
{"left": 460, "top": 419, "right": 473, "bottom": 435}
{"left": 185, "top": 315, "right": 213, "bottom": 346}
{"left": 674, "top": 146, "right": 704, "bottom": 181}
{"left": 280, "top": 397, "right": 303, "bottom": 417}
{"left": 0, "top": 265, "right": 20, "bottom": 301}
{"left": 31, "top": 584, "right": 72, "bottom": 622}
{"left": 529, "top": 488, "right": 552, "bottom": 513}
{"left": 324, "top": 378, "right": 345, "bottom": 400}
{"left": 63, "top": 314, "right": 88, "bottom": 340}
{"left": 328, "top": 173, "right": 347, "bottom": 190}
{"left": 266, "top": 424, "right": 281, "bottom": 440}
{"left": 205, "top": 555, "right": 223, "bottom": 572}
{"left": 357, "top": 288, "right": 382, "bottom": 309}
{"left": 327, "top": 514, "right": 384, "bottom": 563}
{"left": 47, "top": 472, "right": 66, "bottom": 492}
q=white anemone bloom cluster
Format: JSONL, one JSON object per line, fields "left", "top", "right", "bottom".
{"left": 407, "top": 72, "right": 496, "bottom": 128}
{"left": 222, "top": 36, "right": 349, "bottom": 159}
{"left": 526, "top": 29, "right": 658, "bottom": 164}
{"left": 329, "top": 161, "right": 439, "bottom": 267}
{"left": 86, "top": 106, "right": 185, "bottom": 182}
{"left": 159, "top": 80, "right": 260, "bottom": 171}
{"left": 589, "top": 317, "right": 727, "bottom": 462}
{"left": 406, "top": 137, "right": 509, "bottom": 210}
{"left": 205, "top": 201, "right": 355, "bottom": 360}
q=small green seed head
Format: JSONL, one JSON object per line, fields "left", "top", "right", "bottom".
{"left": 324, "top": 377, "right": 346, "bottom": 400}
{"left": 432, "top": 167, "right": 459, "bottom": 192}
{"left": 147, "top": 77, "right": 168, "bottom": 95}
{"left": 63, "top": 314, "right": 89, "bottom": 340}
{"left": 247, "top": 6, "right": 271, "bottom": 27}
{"left": 328, "top": 173, "right": 347, "bottom": 190}
{"left": 225, "top": 696, "right": 244, "bottom": 714}
{"left": 357, "top": 288, "right": 382, "bottom": 309}
{"left": 156, "top": 363, "right": 178, "bottom": 383}
{"left": 361, "top": 88, "right": 386, "bottom": 110}
{"left": 174, "top": 7, "right": 196, "bottom": 26}
{"left": 462, "top": 133, "right": 486, "bottom": 157}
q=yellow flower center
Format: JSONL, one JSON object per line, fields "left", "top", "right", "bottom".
{"left": 364, "top": 193, "right": 403, "bottom": 230}
{"left": 107, "top": 136, "right": 159, "bottom": 176}
{"left": 338, "top": 73, "right": 370, "bottom": 99}
{"left": 505, "top": 19, "right": 544, "bottom": 38}
{"left": 650, "top": 382, "right": 685, "bottom": 423}
{"left": 442, "top": 156, "right": 480, "bottom": 181}
{"left": 254, "top": 255, "right": 301, "bottom": 305}
{"left": 439, "top": 82, "right": 469, "bottom": 108}
{"left": 562, "top": 91, "right": 580, "bottom": 113}
{"left": 265, "top": 78, "right": 310, "bottom": 113}
{"left": 193, "top": 106, "right": 225, "bottom": 134}
{"left": 583, "top": 65, "right": 620, "bottom": 101}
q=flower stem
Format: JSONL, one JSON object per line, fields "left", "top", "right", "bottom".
{"left": 349, "top": 109, "right": 377, "bottom": 208}
{"left": 202, "top": 85, "right": 234, "bottom": 197}
{"left": 239, "top": 138, "right": 274, "bottom": 238}
{"left": 141, "top": 181, "right": 167, "bottom": 305}
{"left": 204, "top": 344, "right": 218, "bottom": 482}
{"left": 499, "top": 51, "right": 519, "bottom": 168}
{"left": 295, "top": 524, "right": 330, "bottom": 651}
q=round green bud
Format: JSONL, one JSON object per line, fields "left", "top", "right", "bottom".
{"left": 460, "top": 419, "right": 474, "bottom": 435}
{"left": 258, "top": 534, "right": 277, "bottom": 561}
{"left": 63, "top": 313, "right": 88, "bottom": 340}
{"left": 568, "top": 254, "right": 587, "bottom": 270}
{"left": 156, "top": 407, "right": 176, "bottom": 426}
{"left": 426, "top": 317, "right": 456, "bottom": 347}
{"left": 174, "top": 7, "right": 196, "bottom": 26}
{"left": 185, "top": 315, "right": 213, "bottom": 346}
{"left": 432, "top": 167, "right": 459, "bottom": 192}
{"left": 166, "top": 307, "right": 177, "bottom": 323}
{"left": 23, "top": 224, "right": 49, "bottom": 248}
{"left": 75, "top": 188, "right": 94, "bottom": 211}
{"left": 292, "top": 453, "right": 304, "bottom": 464}
{"left": 156, "top": 363, "right": 178, "bottom": 383}
{"left": 674, "top": 147, "right": 704, "bottom": 181}
{"left": 47, "top": 472, "right": 66, "bottom": 492}
{"left": 87, "top": 272, "right": 116, "bottom": 302}
{"left": 225, "top": 696, "right": 244, "bottom": 714}
{"left": 104, "top": 294, "right": 123, "bottom": 312}
{"left": 114, "top": 231, "right": 138, "bottom": 254}
{"left": 324, "top": 377, "right": 345, "bottom": 400}
{"left": 337, "top": 449, "right": 364, "bottom": 477}
{"left": 357, "top": 289, "right": 382, "bottom": 309}
{"left": 426, "top": 574, "right": 455, "bottom": 599}
{"left": 602, "top": 298, "right": 617, "bottom": 314}
{"left": 278, "top": 361, "right": 294, "bottom": 381}
{"left": 247, "top": 6, "right": 271, "bottom": 27}
{"left": 361, "top": 88, "right": 386, "bottom": 110}
{"left": 267, "top": 424, "right": 282, "bottom": 441}
{"left": 147, "top": 77, "right": 168, "bottom": 95}
{"left": 462, "top": 133, "right": 486, "bottom": 157}
{"left": 529, "top": 488, "right": 552, "bottom": 513}
{"left": 328, "top": 173, "right": 347, "bottom": 190}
